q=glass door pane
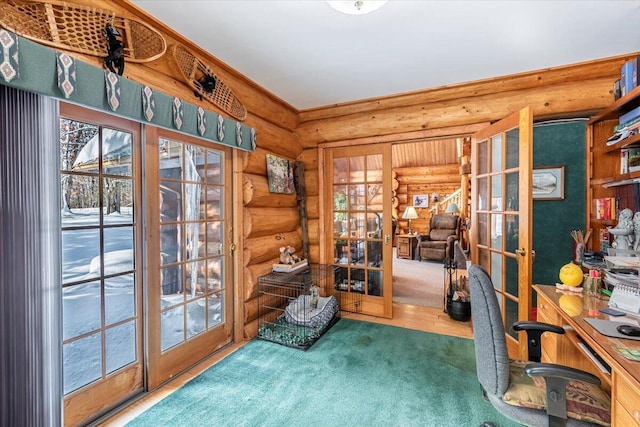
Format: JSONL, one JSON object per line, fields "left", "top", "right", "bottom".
{"left": 158, "top": 140, "right": 226, "bottom": 350}
{"left": 59, "top": 106, "right": 143, "bottom": 426}
{"left": 147, "top": 128, "right": 232, "bottom": 388}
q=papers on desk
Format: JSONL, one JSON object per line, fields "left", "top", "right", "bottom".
{"left": 604, "top": 270, "right": 638, "bottom": 288}
{"left": 604, "top": 256, "right": 640, "bottom": 269}
{"left": 603, "top": 256, "right": 638, "bottom": 288}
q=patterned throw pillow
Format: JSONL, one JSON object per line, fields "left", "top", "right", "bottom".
{"left": 502, "top": 360, "right": 611, "bottom": 426}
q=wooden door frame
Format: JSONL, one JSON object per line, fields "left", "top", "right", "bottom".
{"left": 316, "top": 124, "right": 489, "bottom": 318}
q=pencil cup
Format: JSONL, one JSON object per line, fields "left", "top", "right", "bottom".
{"left": 573, "top": 242, "right": 585, "bottom": 264}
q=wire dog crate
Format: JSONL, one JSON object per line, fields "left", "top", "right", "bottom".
{"left": 257, "top": 264, "right": 348, "bottom": 350}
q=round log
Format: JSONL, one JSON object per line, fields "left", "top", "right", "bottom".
{"left": 298, "top": 149, "right": 318, "bottom": 170}
{"left": 242, "top": 147, "right": 271, "bottom": 175}
{"left": 308, "top": 245, "right": 320, "bottom": 264}
{"left": 306, "top": 195, "right": 319, "bottom": 218}
{"left": 304, "top": 170, "right": 319, "bottom": 196}
{"left": 244, "top": 258, "right": 278, "bottom": 301}
{"left": 244, "top": 318, "right": 258, "bottom": 340}
{"left": 243, "top": 207, "right": 299, "bottom": 238}
{"left": 307, "top": 218, "right": 319, "bottom": 244}
{"left": 243, "top": 231, "right": 302, "bottom": 266}
{"left": 243, "top": 173, "right": 298, "bottom": 207}
{"left": 397, "top": 173, "right": 461, "bottom": 185}
{"left": 393, "top": 164, "right": 459, "bottom": 177}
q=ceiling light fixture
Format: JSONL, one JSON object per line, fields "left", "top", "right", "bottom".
{"left": 327, "top": 0, "right": 388, "bottom": 15}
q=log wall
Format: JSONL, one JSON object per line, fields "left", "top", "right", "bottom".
{"left": 394, "top": 165, "right": 460, "bottom": 234}
{"left": 298, "top": 55, "right": 637, "bottom": 266}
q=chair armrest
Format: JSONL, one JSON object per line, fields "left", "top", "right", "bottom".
{"left": 513, "top": 321, "right": 565, "bottom": 335}
{"left": 525, "top": 362, "right": 602, "bottom": 422}
{"left": 513, "top": 321, "right": 565, "bottom": 363}
{"left": 524, "top": 362, "right": 600, "bottom": 385}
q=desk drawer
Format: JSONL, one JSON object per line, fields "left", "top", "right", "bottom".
{"left": 615, "top": 400, "right": 640, "bottom": 426}
{"left": 536, "top": 302, "right": 560, "bottom": 361}
{"left": 616, "top": 373, "right": 640, "bottom": 425}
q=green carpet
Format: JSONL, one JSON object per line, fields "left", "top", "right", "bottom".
{"left": 127, "top": 319, "right": 518, "bottom": 426}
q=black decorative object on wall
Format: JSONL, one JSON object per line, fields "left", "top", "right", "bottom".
{"left": 104, "top": 24, "right": 125, "bottom": 75}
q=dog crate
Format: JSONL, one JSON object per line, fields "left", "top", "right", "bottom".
{"left": 258, "top": 264, "right": 343, "bottom": 350}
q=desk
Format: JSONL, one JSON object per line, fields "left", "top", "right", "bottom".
{"left": 534, "top": 285, "right": 640, "bottom": 425}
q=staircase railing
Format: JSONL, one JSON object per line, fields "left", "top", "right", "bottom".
{"left": 429, "top": 188, "right": 462, "bottom": 215}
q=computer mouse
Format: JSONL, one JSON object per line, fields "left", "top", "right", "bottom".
{"left": 617, "top": 324, "right": 640, "bottom": 337}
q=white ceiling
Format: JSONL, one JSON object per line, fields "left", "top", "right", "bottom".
{"left": 132, "top": 0, "right": 640, "bottom": 111}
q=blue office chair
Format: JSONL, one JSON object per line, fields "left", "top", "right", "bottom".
{"left": 467, "top": 265, "right": 611, "bottom": 427}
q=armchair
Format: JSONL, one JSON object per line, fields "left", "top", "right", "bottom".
{"left": 417, "top": 214, "right": 460, "bottom": 262}
{"left": 467, "top": 265, "right": 610, "bottom": 427}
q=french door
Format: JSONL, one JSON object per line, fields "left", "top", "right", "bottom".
{"left": 324, "top": 144, "right": 393, "bottom": 318}
{"left": 470, "top": 107, "right": 533, "bottom": 359}
{"left": 146, "top": 126, "right": 233, "bottom": 388}
{"left": 60, "top": 105, "right": 144, "bottom": 425}
{"left": 60, "top": 106, "right": 235, "bottom": 423}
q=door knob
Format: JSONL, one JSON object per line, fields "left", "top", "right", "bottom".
{"left": 515, "top": 248, "right": 526, "bottom": 256}
{"left": 384, "top": 234, "right": 390, "bottom": 245}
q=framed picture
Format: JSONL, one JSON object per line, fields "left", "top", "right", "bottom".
{"left": 412, "top": 194, "right": 429, "bottom": 207}
{"left": 266, "top": 154, "right": 295, "bottom": 194}
{"left": 533, "top": 166, "right": 564, "bottom": 200}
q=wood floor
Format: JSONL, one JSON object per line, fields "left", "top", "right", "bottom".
{"left": 98, "top": 303, "right": 473, "bottom": 426}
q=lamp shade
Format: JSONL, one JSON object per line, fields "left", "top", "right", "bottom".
{"left": 445, "top": 203, "right": 460, "bottom": 214}
{"left": 402, "top": 206, "right": 419, "bottom": 220}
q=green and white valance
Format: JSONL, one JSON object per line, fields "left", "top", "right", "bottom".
{"left": 0, "top": 29, "right": 256, "bottom": 152}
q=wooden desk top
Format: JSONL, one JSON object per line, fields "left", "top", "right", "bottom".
{"left": 534, "top": 284, "right": 640, "bottom": 385}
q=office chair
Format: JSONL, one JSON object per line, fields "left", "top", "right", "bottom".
{"left": 467, "top": 265, "right": 611, "bottom": 427}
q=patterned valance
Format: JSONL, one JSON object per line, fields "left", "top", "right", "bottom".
{"left": 0, "top": 29, "right": 256, "bottom": 152}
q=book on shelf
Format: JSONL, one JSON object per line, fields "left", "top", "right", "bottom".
{"left": 621, "top": 59, "right": 637, "bottom": 97}
{"left": 630, "top": 148, "right": 640, "bottom": 172}
{"left": 621, "top": 148, "right": 629, "bottom": 174}
{"left": 619, "top": 105, "right": 640, "bottom": 126}
{"left": 599, "top": 229, "right": 610, "bottom": 254}
{"left": 595, "top": 198, "right": 617, "bottom": 221}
